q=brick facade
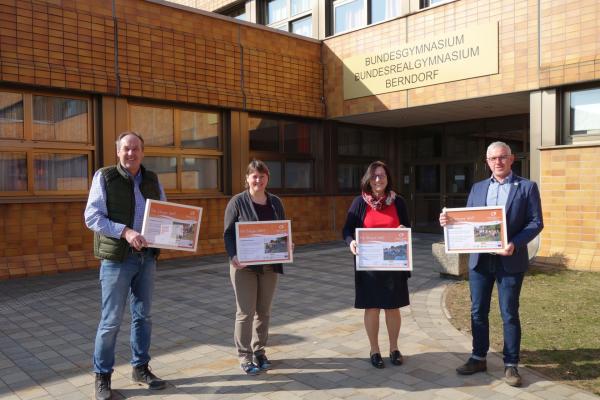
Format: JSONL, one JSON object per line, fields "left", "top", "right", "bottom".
{"left": 0, "top": 0, "right": 324, "bottom": 118}
{"left": 537, "top": 146, "right": 600, "bottom": 271}
{"left": 322, "top": 0, "right": 600, "bottom": 118}
{"left": 0, "top": 195, "right": 353, "bottom": 279}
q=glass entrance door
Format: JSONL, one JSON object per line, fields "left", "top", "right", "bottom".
{"left": 411, "top": 162, "right": 476, "bottom": 232}
{"left": 444, "top": 163, "right": 474, "bottom": 209}
{"left": 413, "top": 164, "right": 441, "bottom": 233}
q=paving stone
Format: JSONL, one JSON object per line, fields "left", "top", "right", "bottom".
{"left": 0, "top": 237, "right": 595, "bottom": 399}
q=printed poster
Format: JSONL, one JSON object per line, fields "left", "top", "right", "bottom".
{"left": 141, "top": 199, "right": 203, "bottom": 252}
{"left": 443, "top": 206, "right": 508, "bottom": 254}
{"left": 356, "top": 228, "right": 413, "bottom": 271}
{"left": 235, "top": 220, "right": 293, "bottom": 266}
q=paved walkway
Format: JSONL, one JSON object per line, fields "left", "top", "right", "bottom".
{"left": 0, "top": 235, "right": 596, "bottom": 400}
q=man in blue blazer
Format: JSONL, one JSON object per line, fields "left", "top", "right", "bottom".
{"left": 440, "top": 141, "right": 543, "bottom": 387}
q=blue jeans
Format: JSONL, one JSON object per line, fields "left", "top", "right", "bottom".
{"left": 93, "top": 249, "right": 156, "bottom": 374}
{"left": 469, "top": 255, "right": 524, "bottom": 365}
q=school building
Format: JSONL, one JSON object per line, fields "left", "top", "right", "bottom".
{"left": 0, "top": 0, "right": 599, "bottom": 279}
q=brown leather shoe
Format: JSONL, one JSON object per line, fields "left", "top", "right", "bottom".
{"left": 456, "top": 358, "right": 487, "bottom": 375}
{"left": 504, "top": 366, "right": 522, "bottom": 387}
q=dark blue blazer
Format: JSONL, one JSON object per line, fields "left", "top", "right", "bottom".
{"left": 467, "top": 174, "right": 543, "bottom": 273}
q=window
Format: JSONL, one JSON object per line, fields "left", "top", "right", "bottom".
{"left": 565, "top": 87, "right": 600, "bottom": 136}
{"left": 249, "top": 115, "right": 320, "bottom": 191}
{"left": 338, "top": 162, "right": 369, "bottom": 190}
{"left": 371, "top": 0, "right": 399, "bottom": 24}
{"left": 0, "top": 92, "right": 23, "bottom": 139}
{"left": 0, "top": 90, "right": 92, "bottom": 196}
{"left": 334, "top": 0, "right": 364, "bottom": 34}
{"left": 267, "top": 0, "right": 287, "bottom": 23}
{"left": 291, "top": 15, "right": 312, "bottom": 36}
{"left": 291, "top": 0, "right": 311, "bottom": 15}
{"left": 129, "top": 104, "right": 223, "bottom": 193}
{"left": 33, "top": 96, "right": 88, "bottom": 142}
{"left": 420, "top": 0, "right": 451, "bottom": 8}
{"left": 265, "top": 0, "right": 314, "bottom": 38}
{"left": 336, "top": 124, "right": 388, "bottom": 191}
{"left": 338, "top": 125, "right": 386, "bottom": 157}
{"left": 332, "top": 0, "right": 400, "bottom": 35}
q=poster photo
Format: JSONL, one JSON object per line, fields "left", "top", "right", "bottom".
{"left": 141, "top": 199, "right": 203, "bottom": 252}
{"left": 355, "top": 228, "right": 413, "bottom": 271}
{"left": 443, "top": 206, "right": 508, "bottom": 254}
{"left": 235, "top": 220, "right": 293, "bottom": 266}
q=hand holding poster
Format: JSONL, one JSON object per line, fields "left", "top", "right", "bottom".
{"left": 235, "top": 220, "right": 293, "bottom": 266}
{"left": 141, "top": 199, "right": 203, "bottom": 252}
{"left": 356, "top": 228, "right": 412, "bottom": 271}
{"left": 443, "top": 206, "right": 507, "bottom": 253}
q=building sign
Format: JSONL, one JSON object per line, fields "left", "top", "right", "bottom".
{"left": 343, "top": 23, "right": 499, "bottom": 100}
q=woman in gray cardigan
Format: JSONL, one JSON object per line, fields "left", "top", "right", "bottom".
{"left": 223, "top": 160, "right": 287, "bottom": 375}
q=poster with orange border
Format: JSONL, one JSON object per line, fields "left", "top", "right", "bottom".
{"left": 443, "top": 206, "right": 507, "bottom": 254}
{"left": 141, "top": 199, "right": 203, "bottom": 252}
{"left": 355, "top": 228, "right": 412, "bottom": 271}
{"left": 235, "top": 220, "right": 293, "bottom": 266}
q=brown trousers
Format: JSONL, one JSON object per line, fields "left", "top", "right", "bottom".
{"left": 229, "top": 265, "right": 279, "bottom": 363}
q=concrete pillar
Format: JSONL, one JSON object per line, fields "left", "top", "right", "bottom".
{"left": 529, "top": 90, "right": 557, "bottom": 184}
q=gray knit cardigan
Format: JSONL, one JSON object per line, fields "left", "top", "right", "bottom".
{"left": 223, "top": 190, "right": 286, "bottom": 273}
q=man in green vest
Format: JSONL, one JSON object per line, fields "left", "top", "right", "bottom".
{"left": 85, "top": 132, "right": 167, "bottom": 400}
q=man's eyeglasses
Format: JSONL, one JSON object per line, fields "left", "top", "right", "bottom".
{"left": 486, "top": 155, "right": 511, "bottom": 162}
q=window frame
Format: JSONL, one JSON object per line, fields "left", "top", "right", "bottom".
{"left": 128, "top": 102, "right": 225, "bottom": 195}
{"left": 0, "top": 89, "right": 94, "bottom": 198}
{"left": 562, "top": 85, "right": 600, "bottom": 144}
{"left": 419, "top": 0, "right": 453, "bottom": 9}
{"left": 334, "top": 122, "right": 391, "bottom": 193}
{"left": 264, "top": 0, "right": 314, "bottom": 37}
{"left": 248, "top": 115, "right": 318, "bottom": 194}
{"left": 332, "top": 0, "right": 366, "bottom": 35}
{"left": 290, "top": 14, "right": 313, "bottom": 36}
{"left": 331, "top": 0, "right": 401, "bottom": 36}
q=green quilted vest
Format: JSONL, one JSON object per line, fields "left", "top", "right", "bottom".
{"left": 93, "top": 163, "right": 162, "bottom": 261}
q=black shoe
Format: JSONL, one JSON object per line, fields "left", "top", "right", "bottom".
{"left": 504, "top": 366, "right": 522, "bottom": 387}
{"left": 390, "top": 350, "right": 404, "bottom": 365}
{"left": 95, "top": 373, "right": 111, "bottom": 400}
{"left": 370, "top": 353, "right": 385, "bottom": 369}
{"left": 456, "top": 358, "right": 487, "bottom": 375}
{"left": 254, "top": 354, "right": 272, "bottom": 370}
{"left": 132, "top": 364, "right": 167, "bottom": 390}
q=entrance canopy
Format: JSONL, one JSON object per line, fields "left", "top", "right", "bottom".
{"left": 332, "top": 92, "right": 531, "bottom": 128}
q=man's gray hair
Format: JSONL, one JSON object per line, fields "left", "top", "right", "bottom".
{"left": 486, "top": 141, "right": 511, "bottom": 156}
{"left": 116, "top": 131, "right": 145, "bottom": 151}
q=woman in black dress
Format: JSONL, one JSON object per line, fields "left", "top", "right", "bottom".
{"left": 342, "top": 161, "right": 411, "bottom": 369}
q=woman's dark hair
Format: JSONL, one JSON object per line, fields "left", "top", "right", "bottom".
{"left": 360, "top": 161, "right": 393, "bottom": 194}
{"left": 244, "top": 159, "right": 270, "bottom": 189}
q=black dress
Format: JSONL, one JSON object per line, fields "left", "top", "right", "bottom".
{"left": 342, "top": 195, "right": 411, "bottom": 309}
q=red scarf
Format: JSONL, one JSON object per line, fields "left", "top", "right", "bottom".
{"left": 362, "top": 190, "right": 396, "bottom": 210}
